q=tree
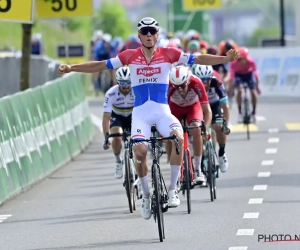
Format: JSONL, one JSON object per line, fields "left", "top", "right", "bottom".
{"left": 20, "top": 23, "right": 32, "bottom": 91}
{"left": 92, "top": 1, "right": 132, "bottom": 39}
{"left": 246, "top": 27, "right": 280, "bottom": 47}
{"left": 60, "top": 19, "right": 83, "bottom": 32}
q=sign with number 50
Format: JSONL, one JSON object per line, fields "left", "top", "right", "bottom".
{"left": 0, "top": 0, "right": 34, "bottom": 23}
{"left": 36, "top": 0, "right": 93, "bottom": 19}
{"left": 182, "top": 0, "right": 222, "bottom": 11}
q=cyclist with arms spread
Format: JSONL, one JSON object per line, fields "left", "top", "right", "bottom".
{"left": 58, "top": 17, "right": 239, "bottom": 220}
{"left": 167, "top": 65, "right": 212, "bottom": 185}
{"left": 102, "top": 66, "right": 134, "bottom": 178}
{"left": 228, "top": 47, "right": 260, "bottom": 123}
{"left": 192, "top": 65, "right": 230, "bottom": 172}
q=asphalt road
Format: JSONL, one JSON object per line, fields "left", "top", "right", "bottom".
{"left": 0, "top": 96, "right": 300, "bottom": 250}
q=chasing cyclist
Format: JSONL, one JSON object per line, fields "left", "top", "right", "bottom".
{"left": 102, "top": 66, "right": 134, "bottom": 178}
{"left": 192, "top": 65, "right": 230, "bottom": 173}
{"left": 228, "top": 47, "right": 260, "bottom": 123}
{"left": 167, "top": 65, "right": 212, "bottom": 185}
{"left": 57, "top": 17, "right": 239, "bottom": 220}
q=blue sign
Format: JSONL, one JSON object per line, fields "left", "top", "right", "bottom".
{"left": 280, "top": 57, "right": 300, "bottom": 85}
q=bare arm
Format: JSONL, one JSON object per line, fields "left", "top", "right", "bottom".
{"left": 221, "top": 103, "right": 230, "bottom": 124}
{"left": 102, "top": 113, "right": 111, "bottom": 137}
{"left": 71, "top": 60, "right": 108, "bottom": 73}
{"left": 201, "top": 103, "right": 212, "bottom": 131}
{"left": 194, "top": 54, "right": 230, "bottom": 66}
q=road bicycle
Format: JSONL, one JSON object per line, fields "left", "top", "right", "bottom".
{"left": 177, "top": 117, "right": 205, "bottom": 214}
{"left": 202, "top": 117, "right": 230, "bottom": 201}
{"left": 241, "top": 82, "right": 251, "bottom": 140}
{"left": 105, "top": 129, "right": 141, "bottom": 213}
{"left": 129, "top": 125, "right": 180, "bottom": 242}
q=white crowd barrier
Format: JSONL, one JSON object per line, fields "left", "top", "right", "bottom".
{"left": 249, "top": 47, "right": 300, "bottom": 97}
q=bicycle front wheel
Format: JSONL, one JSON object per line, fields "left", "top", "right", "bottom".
{"left": 153, "top": 164, "right": 165, "bottom": 242}
{"left": 124, "top": 150, "right": 133, "bottom": 213}
{"left": 207, "top": 144, "right": 214, "bottom": 202}
{"left": 184, "top": 150, "right": 191, "bottom": 214}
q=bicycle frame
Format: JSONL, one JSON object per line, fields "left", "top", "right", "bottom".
{"left": 105, "top": 130, "right": 140, "bottom": 209}
{"left": 105, "top": 130, "right": 136, "bottom": 184}
{"left": 181, "top": 118, "right": 205, "bottom": 184}
{"left": 128, "top": 127, "right": 180, "bottom": 242}
{"left": 182, "top": 119, "right": 195, "bottom": 183}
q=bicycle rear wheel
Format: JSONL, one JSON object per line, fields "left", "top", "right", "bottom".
{"left": 153, "top": 164, "right": 165, "bottom": 242}
{"left": 207, "top": 144, "right": 214, "bottom": 202}
{"left": 184, "top": 150, "right": 191, "bottom": 214}
{"left": 124, "top": 150, "right": 133, "bottom": 213}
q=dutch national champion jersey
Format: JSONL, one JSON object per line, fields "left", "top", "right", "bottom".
{"left": 105, "top": 47, "right": 195, "bottom": 108}
{"left": 103, "top": 85, "right": 134, "bottom": 117}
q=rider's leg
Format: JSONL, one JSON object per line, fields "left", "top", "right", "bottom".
{"left": 212, "top": 122, "right": 228, "bottom": 173}
{"left": 250, "top": 89, "right": 257, "bottom": 114}
{"left": 156, "top": 112, "right": 183, "bottom": 208}
{"left": 190, "top": 120, "right": 206, "bottom": 184}
{"left": 248, "top": 74, "right": 258, "bottom": 118}
{"left": 165, "top": 140, "right": 172, "bottom": 163}
{"left": 131, "top": 118, "right": 152, "bottom": 220}
{"left": 236, "top": 85, "right": 243, "bottom": 122}
{"left": 110, "top": 126, "right": 123, "bottom": 179}
{"left": 187, "top": 103, "right": 206, "bottom": 184}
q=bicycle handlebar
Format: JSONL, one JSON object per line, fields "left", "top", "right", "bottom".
{"left": 129, "top": 134, "right": 180, "bottom": 158}
{"left": 182, "top": 120, "right": 207, "bottom": 136}
{"left": 104, "top": 131, "right": 131, "bottom": 145}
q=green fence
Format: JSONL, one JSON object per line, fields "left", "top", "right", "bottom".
{"left": 0, "top": 73, "right": 95, "bottom": 205}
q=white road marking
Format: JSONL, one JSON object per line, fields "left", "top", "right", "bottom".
{"left": 228, "top": 247, "right": 248, "bottom": 250}
{"left": 256, "top": 116, "right": 266, "bottom": 121}
{"left": 265, "top": 148, "right": 277, "bottom": 154}
{"left": 0, "top": 214, "right": 12, "bottom": 222}
{"left": 253, "top": 185, "right": 268, "bottom": 191}
{"left": 258, "top": 172, "right": 271, "bottom": 177}
{"left": 248, "top": 198, "right": 263, "bottom": 204}
{"left": 236, "top": 229, "right": 255, "bottom": 236}
{"left": 243, "top": 212, "right": 259, "bottom": 219}
{"left": 261, "top": 160, "right": 274, "bottom": 166}
{"left": 90, "top": 113, "right": 103, "bottom": 132}
{"left": 268, "top": 137, "right": 280, "bottom": 143}
{"left": 268, "top": 128, "right": 279, "bottom": 133}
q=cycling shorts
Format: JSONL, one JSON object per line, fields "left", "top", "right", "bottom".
{"left": 131, "top": 101, "right": 182, "bottom": 145}
{"left": 210, "top": 102, "right": 223, "bottom": 124}
{"left": 169, "top": 101, "right": 203, "bottom": 124}
{"left": 234, "top": 72, "right": 257, "bottom": 90}
{"left": 110, "top": 112, "right": 132, "bottom": 131}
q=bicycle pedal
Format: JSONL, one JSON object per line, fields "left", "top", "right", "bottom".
{"left": 162, "top": 204, "right": 169, "bottom": 213}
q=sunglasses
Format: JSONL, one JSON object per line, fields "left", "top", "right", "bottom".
{"left": 118, "top": 81, "right": 131, "bottom": 86}
{"left": 173, "top": 81, "right": 188, "bottom": 90}
{"left": 200, "top": 77, "right": 212, "bottom": 82}
{"left": 140, "top": 28, "right": 158, "bottom": 36}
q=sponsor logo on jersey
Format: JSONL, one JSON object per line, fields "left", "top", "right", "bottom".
{"left": 139, "top": 78, "right": 158, "bottom": 83}
{"left": 136, "top": 67, "right": 161, "bottom": 77}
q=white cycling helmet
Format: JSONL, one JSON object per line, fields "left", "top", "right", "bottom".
{"left": 115, "top": 66, "right": 131, "bottom": 82}
{"left": 192, "top": 65, "right": 213, "bottom": 78}
{"left": 169, "top": 66, "right": 189, "bottom": 85}
{"left": 137, "top": 17, "right": 159, "bottom": 31}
